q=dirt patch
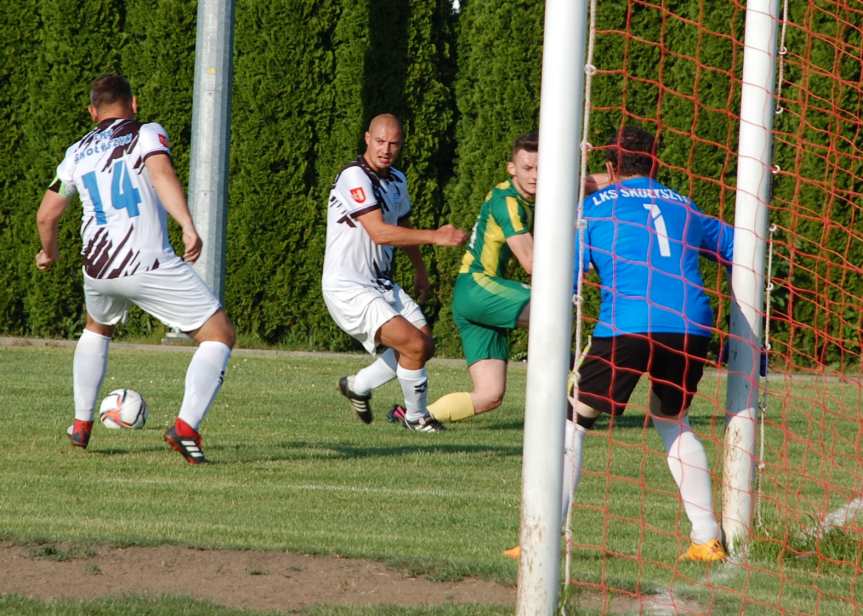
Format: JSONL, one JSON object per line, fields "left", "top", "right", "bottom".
{"left": 0, "top": 543, "right": 514, "bottom": 612}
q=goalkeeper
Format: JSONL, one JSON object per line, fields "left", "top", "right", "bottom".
{"left": 563, "top": 125, "right": 734, "bottom": 562}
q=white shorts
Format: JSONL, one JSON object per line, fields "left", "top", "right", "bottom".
{"left": 323, "top": 283, "right": 427, "bottom": 354}
{"left": 84, "top": 261, "right": 221, "bottom": 332}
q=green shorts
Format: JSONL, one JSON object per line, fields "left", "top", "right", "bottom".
{"left": 451, "top": 272, "right": 531, "bottom": 366}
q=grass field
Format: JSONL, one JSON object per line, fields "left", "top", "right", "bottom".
{"left": 0, "top": 341, "right": 861, "bottom": 615}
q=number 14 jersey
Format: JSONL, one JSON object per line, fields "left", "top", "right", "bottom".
{"left": 52, "top": 117, "right": 181, "bottom": 279}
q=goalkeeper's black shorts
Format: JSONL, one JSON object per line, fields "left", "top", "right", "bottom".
{"left": 576, "top": 333, "right": 710, "bottom": 418}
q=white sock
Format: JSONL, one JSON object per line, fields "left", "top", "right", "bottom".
{"left": 562, "top": 420, "right": 587, "bottom": 523}
{"left": 396, "top": 364, "right": 428, "bottom": 422}
{"left": 178, "top": 341, "right": 231, "bottom": 431}
{"left": 73, "top": 329, "right": 110, "bottom": 421}
{"left": 654, "top": 416, "right": 721, "bottom": 544}
{"left": 352, "top": 348, "right": 398, "bottom": 395}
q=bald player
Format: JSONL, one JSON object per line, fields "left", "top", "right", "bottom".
{"left": 322, "top": 114, "right": 467, "bottom": 433}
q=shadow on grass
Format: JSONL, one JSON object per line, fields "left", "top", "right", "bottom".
{"left": 472, "top": 413, "right": 713, "bottom": 432}
{"left": 211, "top": 440, "right": 523, "bottom": 463}
{"left": 594, "top": 413, "right": 714, "bottom": 430}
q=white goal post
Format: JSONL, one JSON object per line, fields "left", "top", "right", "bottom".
{"left": 723, "top": 0, "right": 779, "bottom": 555}
{"left": 516, "top": 1, "right": 588, "bottom": 614}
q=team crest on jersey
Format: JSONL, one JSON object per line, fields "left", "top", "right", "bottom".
{"left": 350, "top": 187, "right": 366, "bottom": 203}
{"left": 158, "top": 133, "right": 171, "bottom": 149}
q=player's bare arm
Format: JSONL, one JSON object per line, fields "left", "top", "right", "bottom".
{"left": 145, "top": 153, "right": 202, "bottom": 263}
{"left": 357, "top": 209, "right": 467, "bottom": 247}
{"left": 584, "top": 162, "right": 616, "bottom": 195}
{"left": 506, "top": 233, "right": 534, "bottom": 275}
{"left": 35, "top": 190, "right": 71, "bottom": 271}
{"left": 398, "top": 217, "right": 432, "bottom": 302}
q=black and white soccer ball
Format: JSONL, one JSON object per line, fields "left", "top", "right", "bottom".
{"left": 99, "top": 389, "right": 148, "bottom": 430}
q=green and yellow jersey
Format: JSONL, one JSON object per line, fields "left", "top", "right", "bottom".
{"left": 459, "top": 180, "right": 532, "bottom": 277}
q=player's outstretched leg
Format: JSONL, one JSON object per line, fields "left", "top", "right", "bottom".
{"left": 397, "top": 364, "right": 445, "bottom": 432}
{"left": 653, "top": 412, "right": 726, "bottom": 562}
{"left": 337, "top": 348, "right": 398, "bottom": 424}
{"left": 165, "top": 310, "right": 234, "bottom": 464}
{"left": 428, "top": 359, "right": 508, "bottom": 424}
{"left": 505, "top": 407, "right": 596, "bottom": 559}
{"left": 338, "top": 376, "right": 373, "bottom": 424}
{"left": 561, "top": 418, "right": 587, "bottom": 522}
{"left": 68, "top": 319, "right": 113, "bottom": 449}
{"left": 379, "top": 318, "right": 444, "bottom": 433}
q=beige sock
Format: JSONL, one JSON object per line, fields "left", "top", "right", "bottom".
{"left": 427, "top": 392, "right": 476, "bottom": 422}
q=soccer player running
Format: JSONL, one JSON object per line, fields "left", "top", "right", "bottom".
{"left": 560, "top": 125, "right": 734, "bottom": 562}
{"left": 406, "top": 132, "right": 537, "bottom": 426}
{"left": 35, "top": 74, "right": 235, "bottom": 464}
{"left": 324, "top": 114, "right": 467, "bottom": 433}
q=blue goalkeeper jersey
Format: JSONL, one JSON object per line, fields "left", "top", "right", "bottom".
{"left": 573, "top": 177, "right": 734, "bottom": 337}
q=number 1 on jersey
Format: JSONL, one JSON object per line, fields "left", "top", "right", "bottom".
{"left": 642, "top": 203, "right": 671, "bottom": 257}
{"left": 82, "top": 161, "right": 141, "bottom": 225}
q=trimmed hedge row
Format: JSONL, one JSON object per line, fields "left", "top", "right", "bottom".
{"left": 0, "top": 1, "right": 858, "bottom": 366}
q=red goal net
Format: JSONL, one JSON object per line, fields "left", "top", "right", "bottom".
{"left": 566, "top": 2, "right": 863, "bottom": 613}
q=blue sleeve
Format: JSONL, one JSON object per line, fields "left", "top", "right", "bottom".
{"left": 699, "top": 214, "right": 734, "bottom": 265}
{"left": 572, "top": 223, "right": 591, "bottom": 292}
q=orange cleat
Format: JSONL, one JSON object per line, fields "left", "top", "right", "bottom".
{"left": 678, "top": 539, "right": 727, "bottom": 562}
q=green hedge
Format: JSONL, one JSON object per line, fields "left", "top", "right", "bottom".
{"left": 0, "top": 0, "right": 858, "bottom": 368}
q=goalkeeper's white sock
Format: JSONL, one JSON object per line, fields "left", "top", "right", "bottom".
{"left": 352, "top": 348, "right": 398, "bottom": 395}
{"left": 178, "top": 341, "right": 231, "bottom": 431}
{"left": 654, "top": 416, "right": 721, "bottom": 545}
{"left": 561, "top": 420, "right": 587, "bottom": 523}
{"left": 73, "top": 329, "right": 110, "bottom": 421}
{"left": 396, "top": 364, "right": 429, "bottom": 422}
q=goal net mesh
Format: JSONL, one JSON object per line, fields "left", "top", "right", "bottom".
{"left": 567, "top": 2, "right": 863, "bottom": 613}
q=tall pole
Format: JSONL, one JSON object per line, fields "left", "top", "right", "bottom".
{"left": 723, "top": 0, "right": 779, "bottom": 555}
{"left": 516, "top": 1, "right": 587, "bottom": 613}
{"left": 188, "top": 0, "right": 235, "bottom": 301}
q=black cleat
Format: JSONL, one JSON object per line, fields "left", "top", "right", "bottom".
{"left": 164, "top": 425, "right": 206, "bottom": 464}
{"left": 389, "top": 405, "right": 445, "bottom": 432}
{"left": 338, "top": 376, "right": 373, "bottom": 424}
{"left": 404, "top": 414, "right": 446, "bottom": 433}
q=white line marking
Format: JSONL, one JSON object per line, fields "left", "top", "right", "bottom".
{"left": 811, "top": 497, "right": 863, "bottom": 537}
{"left": 643, "top": 496, "right": 863, "bottom": 613}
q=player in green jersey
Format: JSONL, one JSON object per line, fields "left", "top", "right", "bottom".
{"left": 403, "top": 133, "right": 537, "bottom": 425}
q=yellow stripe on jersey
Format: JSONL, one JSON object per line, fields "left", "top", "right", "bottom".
{"left": 478, "top": 214, "right": 505, "bottom": 275}
{"left": 471, "top": 272, "right": 527, "bottom": 300}
{"left": 459, "top": 250, "right": 475, "bottom": 273}
{"left": 506, "top": 196, "right": 525, "bottom": 233}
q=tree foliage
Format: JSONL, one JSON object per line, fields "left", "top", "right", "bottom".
{"left": 0, "top": 0, "right": 857, "bottom": 366}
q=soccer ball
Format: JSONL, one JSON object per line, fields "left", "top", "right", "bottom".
{"left": 99, "top": 389, "right": 148, "bottom": 430}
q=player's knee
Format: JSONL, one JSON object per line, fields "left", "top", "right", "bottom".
{"left": 473, "top": 386, "right": 504, "bottom": 412}
{"left": 193, "top": 310, "right": 236, "bottom": 348}
{"left": 475, "top": 394, "right": 503, "bottom": 413}
{"left": 85, "top": 314, "right": 114, "bottom": 338}
{"left": 414, "top": 333, "right": 434, "bottom": 363}
{"left": 423, "top": 335, "right": 435, "bottom": 361}
{"left": 399, "top": 331, "right": 433, "bottom": 364}
{"left": 220, "top": 323, "right": 236, "bottom": 349}
{"left": 573, "top": 401, "right": 601, "bottom": 429}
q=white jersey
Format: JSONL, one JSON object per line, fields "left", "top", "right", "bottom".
{"left": 52, "top": 117, "right": 182, "bottom": 279}
{"left": 322, "top": 157, "right": 411, "bottom": 291}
